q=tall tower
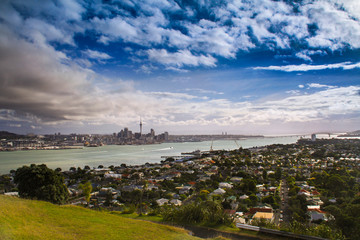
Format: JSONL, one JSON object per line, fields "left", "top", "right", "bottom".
{"left": 140, "top": 118, "right": 143, "bottom": 136}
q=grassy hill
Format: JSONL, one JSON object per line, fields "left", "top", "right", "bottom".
{"left": 0, "top": 195, "right": 200, "bottom": 240}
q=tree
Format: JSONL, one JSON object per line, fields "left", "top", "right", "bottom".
{"left": 14, "top": 164, "right": 69, "bottom": 204}
{"left": 262, "top": 170, "right": 267, "bottom": 180}
{"left": 275, "top": 167, "right": 282, "bottom": 181}
{"left": 327, "top": 175, "right": 348, "bottom": 197}
{"left": 139, "top": 181, "right": 148, "bottom": 215}
{"left": 104, "top": 191, "right": 113, "bottom": 206}
{"left": 79, "top": 181, "right": 92, "bottom": 204}
{"left": 161, "top": 200, "right": 231, "bottom": 226}
{"left": 241, "top": 178, "right": 256, "bottom": 193}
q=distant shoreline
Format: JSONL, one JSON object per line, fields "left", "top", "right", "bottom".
{"left": 0, "top": 146, "right": 83, "bottom": 152}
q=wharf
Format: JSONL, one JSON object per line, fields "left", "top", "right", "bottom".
{"left": 160, "top": 155, "right": 194, "bottom": 160}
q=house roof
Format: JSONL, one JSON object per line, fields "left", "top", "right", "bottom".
{"left": 170, "top": 199, "right": 182, "bottom": 205}
{"left": 307, "top": 205, "right": 320, "bottom": 210}
{"left": 308, "top": 209, "right": 326, "bottom": 214}
{"left": 253, "top": 212, "right": 274, "bottom": 220}
{"left": 212, "top": 188, "right": 226, "bottom": 194}
{"left": 224, "top": 209, "right": 236, "bottom": 215}
{"left": 312, "top": 190, "right": 321, "bottom": 195}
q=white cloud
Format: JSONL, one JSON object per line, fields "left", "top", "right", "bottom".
{"left": 185, "top": 88, "right": 224, "bottom": 95}
{"left": 0, "top": 0, "right": 85, "bottom": 46}
{"left": 334, "top": 0, "right": 360, "bottom": 20}
{"left": 246, "top": 86, "right": 360, "bottom": 123}
{"left": 185, "top": 20, "right": 241, "bottom": 58}
{"left": 298, "top": 85, "right": 305, "bottom": 88}
{"left": 83, "top": 0, "right": 360, "bottom": 65}
{"left": 83, "top": 49, "right": 112, "bottom": 60}
{"left": 253, "top": 61, "right": 360, "bottom": 72}
{"left": 165, "top": 29, "right": 192, "bottom": 48}
{"left": 147, "top": 49, "right": 217, "bottom": 67}
{"left": 295, "top": 50, "right": 327, "bottom": 62}
{"left": 91, "top": 17, "right": 139, "bottom": 44}
{"left": 137, "top": 64, "right": 158, "bottom": 74}
{"left": 286, "top": 90, "right": 300, "bottom": 95}
{"left": 2, "top": 0, "right": 360, "bottom": 71}
{"left": 295, "top": 52, "right": 313, "bottom": 62}
{"left": 24, "top": 18, "right": 75, "bottom": 45}
{"left": 303, "top": 0, "right": 360, "bottom": 50}
{"left": 307, "top": 83, "right": 336, "bottom": 89}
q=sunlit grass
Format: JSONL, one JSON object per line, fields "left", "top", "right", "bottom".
{"left": 0, "top": 196, "right": 199, "bottom": 240}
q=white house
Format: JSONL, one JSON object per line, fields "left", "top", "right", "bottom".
{"left": 219, "top": 182, "right": 233, "bottom": 189}
{"left": 156, "top": 198, "right": 169, "bottom": 206}
{"left": 211, "top": 188, "right": 226, "bottom": 195}
{"left": 170, "top": 199, "right": 182, "bottom": 206}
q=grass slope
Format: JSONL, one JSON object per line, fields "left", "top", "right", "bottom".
{"left": 0, "top": 196, "right": 199, "bottom": 240}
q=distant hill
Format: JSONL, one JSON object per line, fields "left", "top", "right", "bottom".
{"left": 338, "top": 130, "right": 360, "bottom": 137}
{"left": 0, "top": 131, "right": 26, "bottom": 139}
{"left": 0, "top": 195, "right": 199, "bottom": 240}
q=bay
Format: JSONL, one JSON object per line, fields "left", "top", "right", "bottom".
{"left": 0, "top": 135, "right": 306, "bottom": 174}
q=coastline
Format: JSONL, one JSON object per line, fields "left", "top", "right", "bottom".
{"left": 0, "top": 146, "right": 84, "bottom": 151}
{"left": 0, "top": 136, "right": 302, "bottom": 175}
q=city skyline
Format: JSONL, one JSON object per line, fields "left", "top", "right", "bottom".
{"left": 0, "top": 0, "right": 359, "bottom": 135}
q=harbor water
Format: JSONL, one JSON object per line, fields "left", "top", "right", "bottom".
{"left": 0, "top": 135, "right": 308, "bottom": 174}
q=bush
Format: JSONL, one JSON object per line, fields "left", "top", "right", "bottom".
{"left": 161, "top": 200, "right": 232, "bottom": 226}
{"left": 14, "top": 164, "right": 68, "bottom": 204}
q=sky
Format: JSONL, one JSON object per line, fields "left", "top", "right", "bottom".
{"left": 0, "top": 0, "right": 359, "bottom": 135}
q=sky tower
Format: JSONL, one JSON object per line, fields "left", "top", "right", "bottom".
{"left": 140, "top": 118, "right": 143, "bottom": 136}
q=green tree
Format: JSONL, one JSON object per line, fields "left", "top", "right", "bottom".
{"left": 79, "top": 181, "right": 92, "bottom": 204}
{"left": 14, "top": 164, "right": 69, "bottom": 204}
{"left": 327, "top": 175, "right": 348, "bottom": 197}
{"left": 161, "top": 200, "right": 231, "bottom": 226}
{"left": 241, "top": 178, "right": 256, "bottom": 193}
{"left": 275, "top": 167, "right": 282, "bottom": 181}
{"left": 262, "top": 170, "right": 267, "bottom": 180}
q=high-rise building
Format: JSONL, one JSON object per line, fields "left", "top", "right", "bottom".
{"left": 311, "top": 134, "right": 316, "bottom": 141}
{"left": 124, "top": 128, "right": 129, "bottom": 138}
{"left": 140, "top": 118, "right": 143, "bottom": 136}
{"left": 150, "top": 128, "right": 155, "bottom": 137}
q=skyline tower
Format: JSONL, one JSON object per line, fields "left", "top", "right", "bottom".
{"left": 140, "top": 118, "right": 142, "bottom": 136}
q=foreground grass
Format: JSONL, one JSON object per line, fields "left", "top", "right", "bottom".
{"left": 118, "top": 212, "right": 277, "bottom": 240}
{"left": 0, "top": 196, "right": 200, "bottom": 240}
{"left": 114, "top": 212, "right": 163, "bottom": 222}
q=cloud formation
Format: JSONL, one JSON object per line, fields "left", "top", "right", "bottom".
{"left": 0, "top": 0, "right": 359, "bottom": 134}
{"left": 147, "top": 49, "right": 217, "bottom": 67}
{"left": 83, "top": 50, "right": 112, "bottom": 60}
{"left": 253, "top": 61, "right": 360, "bottom": 72}
{"left": 1, "top": 0, "right": 360, "bottom": 70}
{"left": 0, "top": 24, "right": 107, "bottom": 122}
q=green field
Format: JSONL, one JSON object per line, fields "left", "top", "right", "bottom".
{"left": 0, "top": 196, "right": 200, "bottom": 240}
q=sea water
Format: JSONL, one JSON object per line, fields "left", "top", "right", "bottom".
{"left": 0, "top": 135, "right": 308, "bottom": 174}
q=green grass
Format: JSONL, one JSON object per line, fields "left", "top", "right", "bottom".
{"left": 0, "top": 196, "right": 200, "bottom": 240}
{"left": 113, "top": 212, "right": 163, "bottom": 222}
{"left": 117, "top": 212, "right": 275, "bottom": 240}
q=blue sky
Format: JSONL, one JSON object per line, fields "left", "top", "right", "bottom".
{"left": 0, "top": 0, "right": 359, "bottom": 135}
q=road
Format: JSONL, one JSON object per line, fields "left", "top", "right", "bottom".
{"left": 279, "top": 179, "right": 291, "bottom": 224}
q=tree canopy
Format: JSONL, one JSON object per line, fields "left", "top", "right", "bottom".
{"left": 79, "top": 181, "right": 92, "bottom": 203}
{"left": 14, "top": 164, "right": 69, "bottom": 204}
